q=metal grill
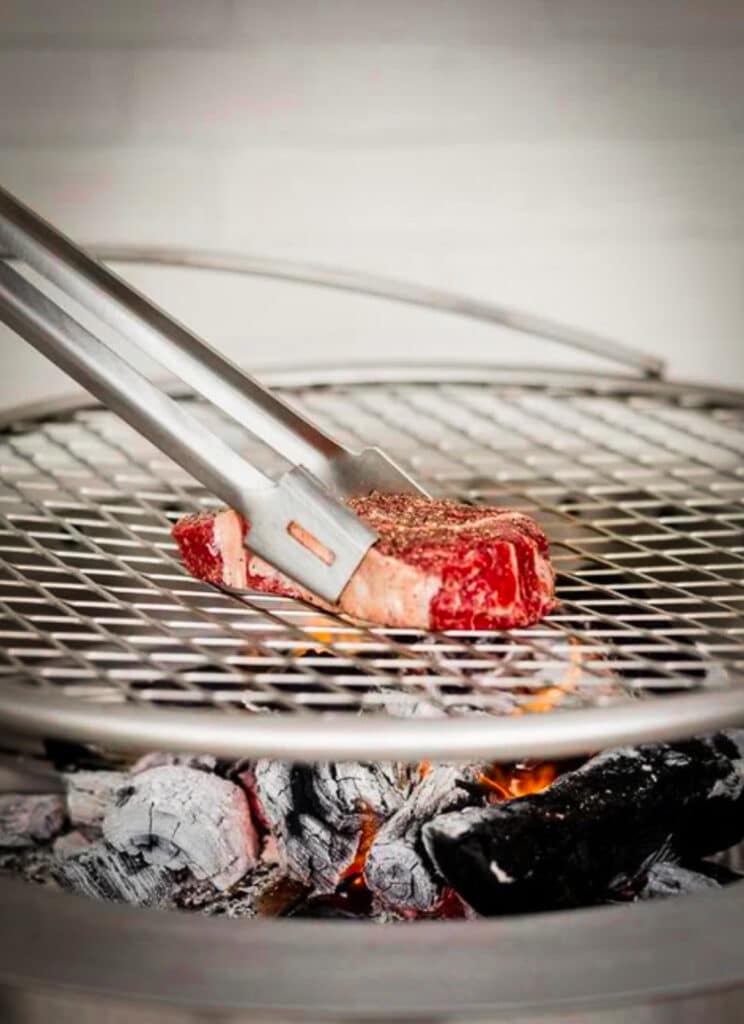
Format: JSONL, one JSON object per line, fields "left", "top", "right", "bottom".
{"left": 1, "top": 366, "right": 743, "bottom": 761}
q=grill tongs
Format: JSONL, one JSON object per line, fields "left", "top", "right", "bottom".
{"left": 0, "top": 186, "right": 424, "bottom": 603}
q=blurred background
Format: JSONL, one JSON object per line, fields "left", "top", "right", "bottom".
{"left": 1, "top": 0, "right": 743, "bottom": 407}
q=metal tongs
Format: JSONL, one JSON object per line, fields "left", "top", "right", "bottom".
{"left": 0, "top": 186, "right": 424, "bottom": 603}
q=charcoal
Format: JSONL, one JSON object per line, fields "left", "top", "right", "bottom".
{"left": 131, "top": 751, "right": 217, "bottom": 775}
{"left": 287, "top": 893, "right": 372, "bottom": 920}
{"left": 53, "top": 842, "right": 175, "bottom": 907}
{"left": 364, "top": 764, "right": 485, "bottom": 913}
{"left": 636, "top": 862, "right": 721, "bottom": 901}
{"left": 103, "top": 765, "right": 258, "bottom": 890}
{"left": 254, "top": 761, "right": 402, "bottom": 893}
{"left": 424, "top": 731, "right": 744, "bottom": 917}
{"left": 64, "top": 770, "right": 128, "bottom": 828}
{"left": 175, "top": 863, "right": 287, "bottom": 918}
{"left": 695, "top": 859, "right": 744, "bottom": 886}
{"left": 0, "top": 794, "right": 66, "bottom": 848}
{"left": 53, "top": 830, "right": 92, "bottom": 859}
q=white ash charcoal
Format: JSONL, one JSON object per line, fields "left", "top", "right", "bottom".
{"left": 103, "top": 765, "right": 258, "bottom": 891}
{"left": 53, "top": 842, "right": 175, "bottom": 907}
{"left": 0, "top": 794, "right": 66, "bottom": 848}
{"left": 254, "top": 761, "right": 403, "bottom": 893}
{"left": 364, "top": 764, "right": 486, "bottom": 913}
{"left": 636, "top": 862, "right": 721, "bottom": 901}
{"left": 424, "top": 731, "right": 744, "bottom": 917}
{"left": 53, "top": 830, "right": 92, "bottom": 859}
{"left": 175, "top": 863, "right": 289, "bottom": 919}
{"left": 64, "top": 770, "right": 129, "bottom": 828}
{"left": 131, "top": 751, "right": 217, "bottom": 775}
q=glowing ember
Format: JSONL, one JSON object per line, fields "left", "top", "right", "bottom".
{"left": 478, "top": 762, "right": 558, "bottom": 802}
{"left": 340, "top": 805, "right": 379, "bottom": 890}
{"left": 520, "top": 636, "right": 585, "bottom": 714}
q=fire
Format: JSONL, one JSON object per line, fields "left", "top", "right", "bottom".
{"left": 519, "top": 636, "right": 585, "bottom": 714}
{"left": 478, "top": 761, "right": 558, "bottom": 802}
{"left": 340, "top": 805, "right": 379, "bottom": 890}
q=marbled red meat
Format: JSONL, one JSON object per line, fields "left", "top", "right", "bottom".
{"left": 171, "top": 493, "right": 556, "bottom": 630}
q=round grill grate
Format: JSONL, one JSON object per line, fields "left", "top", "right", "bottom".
{"left": 1, "top": 366, "right": 743, "bottom": 760}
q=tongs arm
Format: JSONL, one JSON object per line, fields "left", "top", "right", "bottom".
{"left": 0, "top": 186, "right": 344, "bottom": 474}
{"left": 0, "top": 261, "right": 376, "bottom": 602}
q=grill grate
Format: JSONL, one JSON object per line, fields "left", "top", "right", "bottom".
{"left": 1, "top": 368, "right": 743, "bottom": 759}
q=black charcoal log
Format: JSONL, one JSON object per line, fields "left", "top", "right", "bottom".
{"left": 103, "top": 765, "right": 258, "bottom": 890}
{"left": 254, "top": 761, "right": 402, "bottom": 893}
{"left": 424, "top": 731, "right": 744, "bottom": 917}
{"left": 52, "top": 842, "right": 175, "bottom": 907}
{"left": 694, "top": 859, "right": 744, "bottom": 886}
{"left": 0, "top": 794, "right": 66, "bottom": 848}
{"left": 64, "top": 770, "right": 128, "bottom": 829}
{"left": 364, "top": 764, "right": 485, "bottom": 913}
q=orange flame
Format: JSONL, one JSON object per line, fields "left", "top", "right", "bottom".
{"left": 520, "top": 636, "right": 585, "bottom": 714}
{"left": 478, "top": 762, "right": 558, "bottom": 802}
{"left": 340, "top": 805, "right": 379, "bottom": 889}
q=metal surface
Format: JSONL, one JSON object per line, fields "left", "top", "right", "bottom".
{"left": 1, "top": 364, "right": 743, "bottom": 759}
{"left": 1, "top": 874, "right": 744, "bottom": 1020}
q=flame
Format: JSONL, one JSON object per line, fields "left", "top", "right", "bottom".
{"left": 478, "top": 761, "right": 558, "bottom": 802}
{"left": 340, "top": 804, "right": 379, "bottom": 889}
{"left": 417, "top": 759, "right": 432, "bottom": 780}
{"left": 291, "top": 626, "right": 365, "bottom": 657}
{"left": 519, "top": 636, "right": 584, "bottom": 714}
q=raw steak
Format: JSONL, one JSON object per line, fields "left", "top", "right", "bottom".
{"left": 171, "top": 493, "right": 555, "bottom": 630}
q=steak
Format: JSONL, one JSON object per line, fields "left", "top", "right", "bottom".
{"left": 171, "top": 493, "right": 556, "bottom": 630}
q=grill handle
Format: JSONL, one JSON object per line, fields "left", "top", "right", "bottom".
{"left": 89, "top": 247, "right": 664, "bottom": 379}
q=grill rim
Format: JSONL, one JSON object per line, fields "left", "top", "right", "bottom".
{"left": 2, "top": 364, "right": 744, "bottom": 761}
{"left": 1, "top": 874, "right": 744, "bottom": 1017}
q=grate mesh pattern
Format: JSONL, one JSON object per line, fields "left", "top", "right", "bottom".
{"left": 1, "top": 372, "right": 743, "bottom": 726}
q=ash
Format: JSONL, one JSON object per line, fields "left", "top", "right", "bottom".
{"left": 2, "top": 732, "right": 744, "bottom": 921}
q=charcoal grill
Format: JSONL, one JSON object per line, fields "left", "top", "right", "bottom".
{"left": 1, "top": 251, "right": 744, "bottom": 1022}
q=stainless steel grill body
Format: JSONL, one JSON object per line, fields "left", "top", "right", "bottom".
{"left": 2, "top": 874, "right": 744, "bottom": 1022}
{"left": 1, "top": 364, "right": 743, "bottom": 760}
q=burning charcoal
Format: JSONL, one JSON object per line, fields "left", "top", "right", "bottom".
{"left": 0, "top": 794, "right": 66, "bottom": 848}
{"left": 64, "top": 770, "right": 128, "bottom": 829}
{"left": 424, "top": 731, "right": 744, "bottom": 917}
{"left": 254, "top": 761, "right": 402, "bottom": 893}
{"left": 131, "top": 751, "right": 217, "bottom": 775}
{"left": 364, "top": 764, "right": 485, "bottom": 913}
{"left": 53, "top": 842, "right": 175, "bottom": 907}
{"left": 103, "top": 765, "right": 258, "bottom": 891}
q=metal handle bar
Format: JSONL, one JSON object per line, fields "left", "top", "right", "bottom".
{"left": 80, "top": 245, "right": 665, "bottom": 379}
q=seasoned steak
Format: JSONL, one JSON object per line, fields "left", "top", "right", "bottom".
{"left": 171, "top": 493, "right": 556, "bottom": 630}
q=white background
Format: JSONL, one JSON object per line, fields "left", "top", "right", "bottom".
{"left": 1, "top": 0, "right": 743, "bottom": 409}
